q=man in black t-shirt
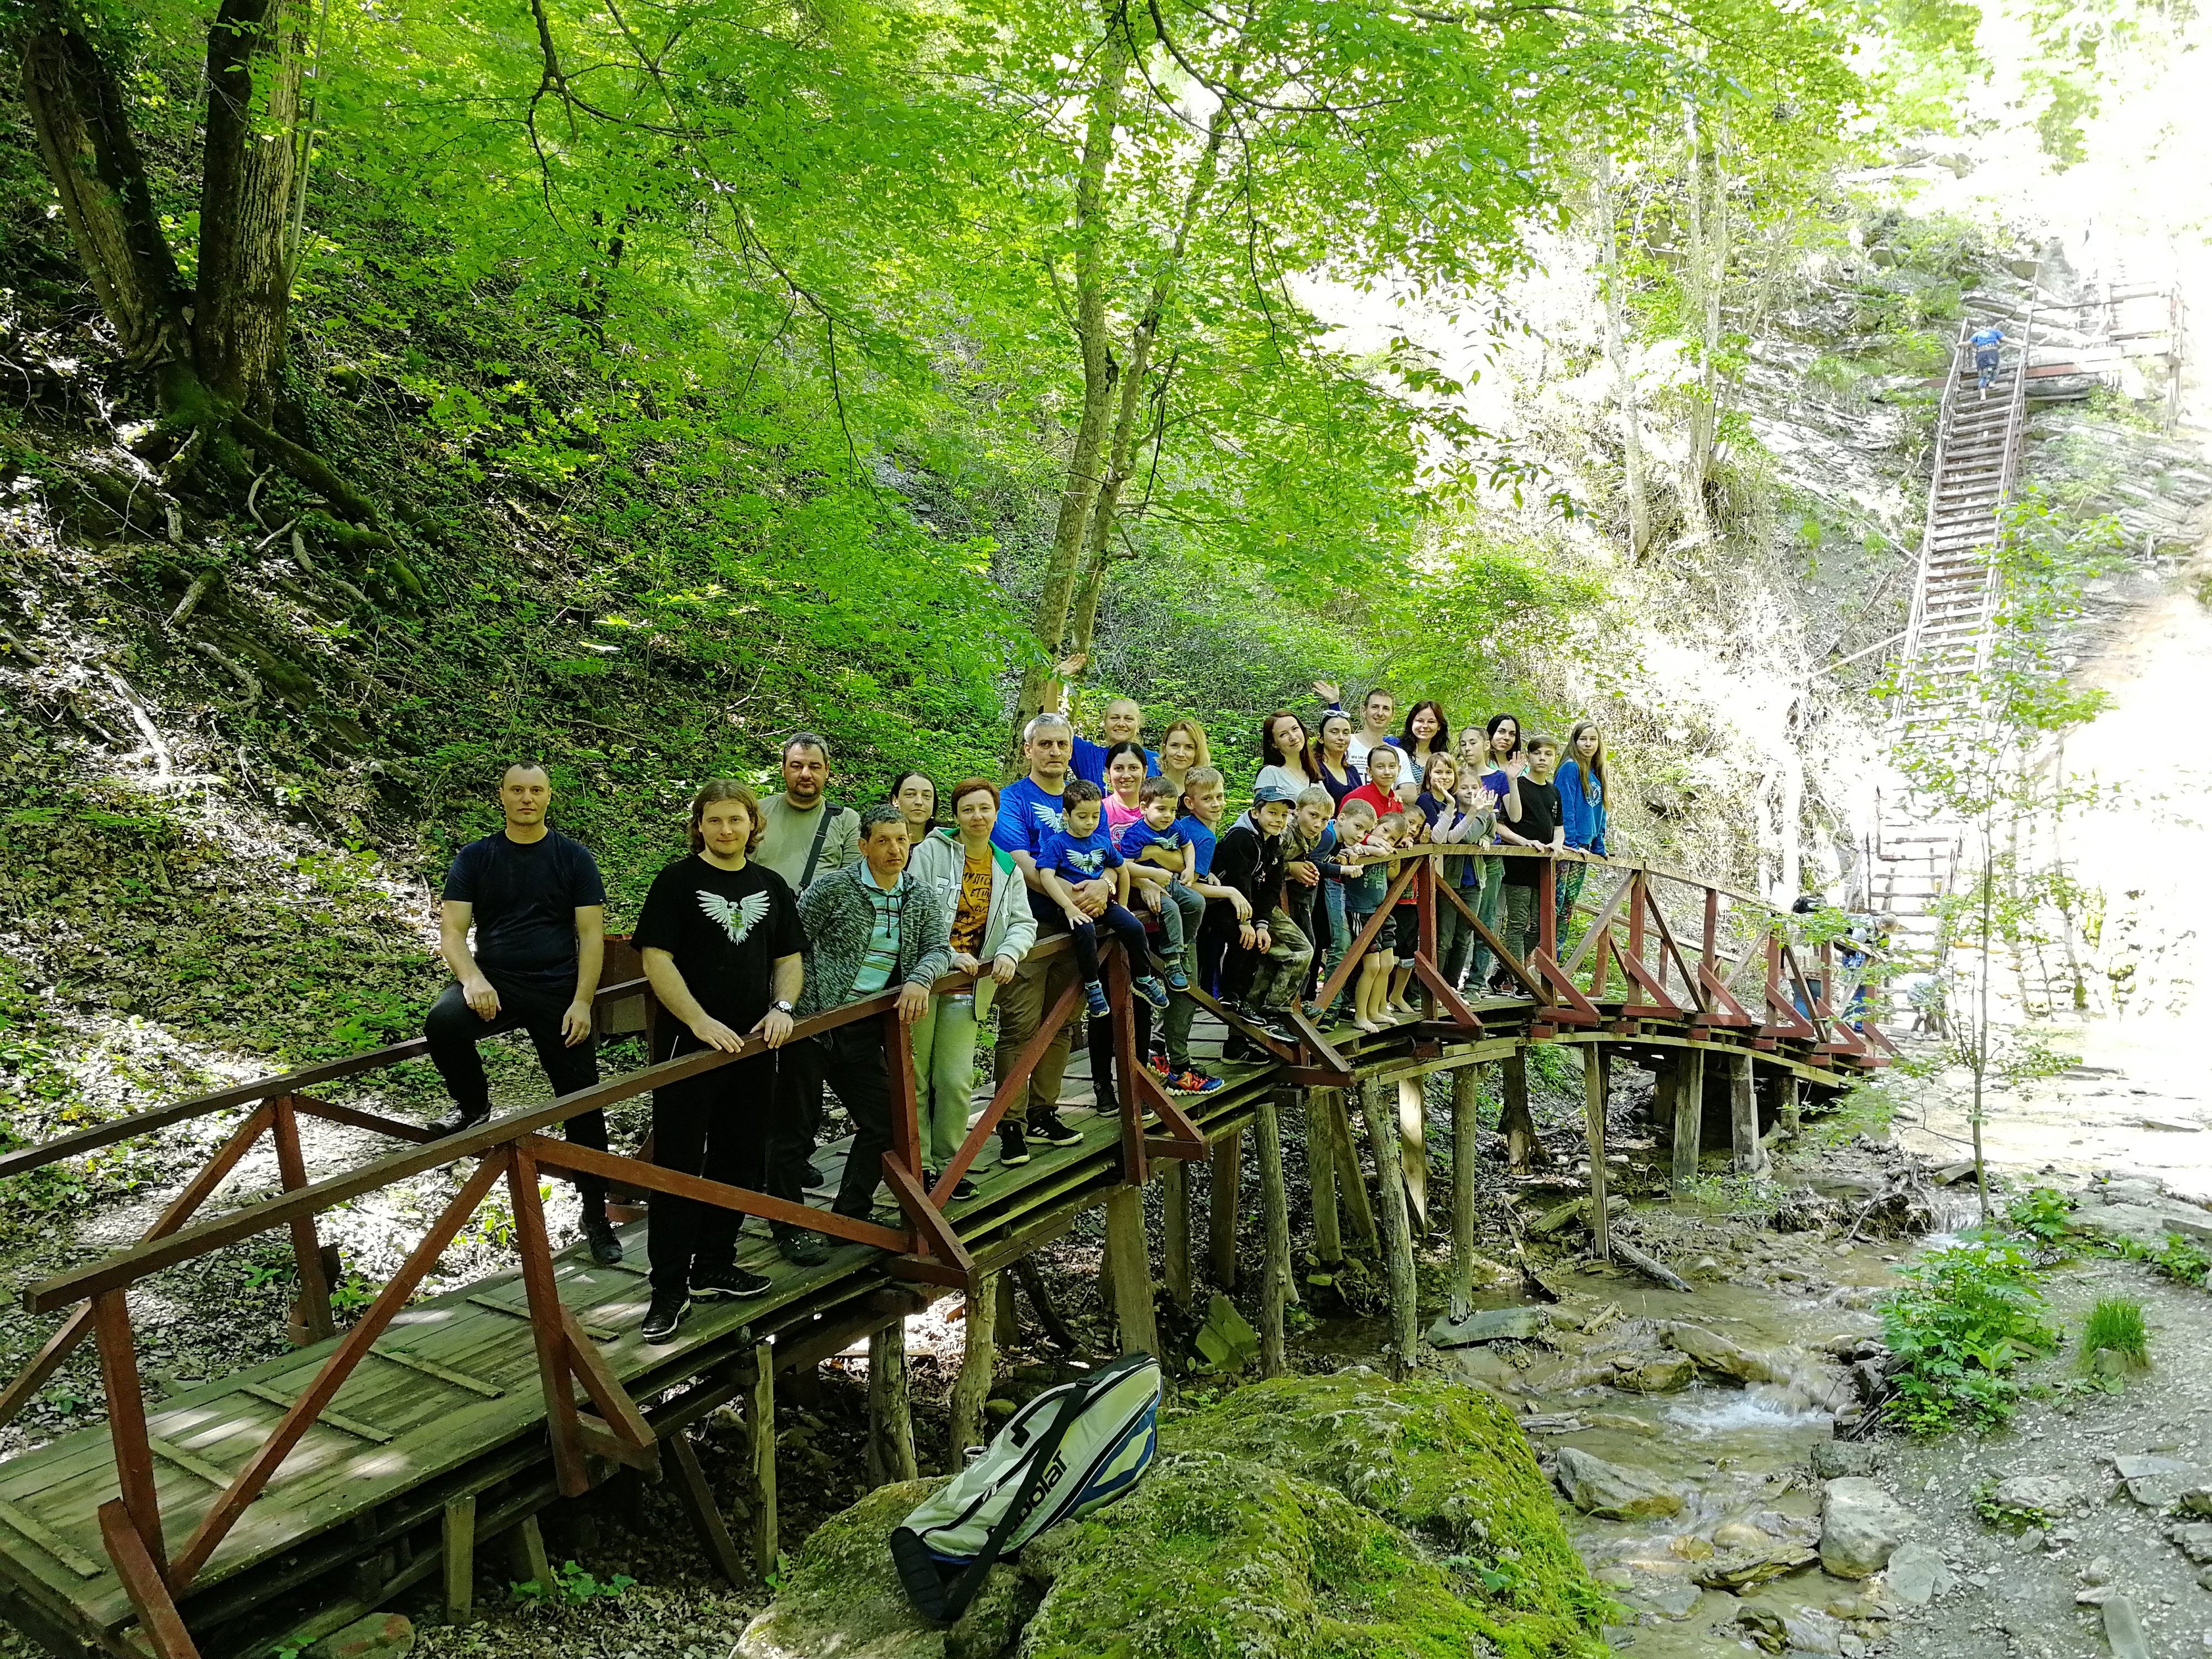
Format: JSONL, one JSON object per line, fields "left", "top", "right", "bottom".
{"left": 1495, "top": 736, "right": 1566, "bottom": 982}
{"left": 426, "top": 763, "right": 622, "bottom": 1262}
{"left": 633, "top": 781, "right": 805, "bottom": 1342}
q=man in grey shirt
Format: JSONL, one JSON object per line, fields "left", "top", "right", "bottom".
{"left": 754, "top": 732, "right": 862, "bottom": 893}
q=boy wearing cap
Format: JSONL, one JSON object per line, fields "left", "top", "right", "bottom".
{"left": 1210, "top": 783, "right": 1308, "bottom": 1036}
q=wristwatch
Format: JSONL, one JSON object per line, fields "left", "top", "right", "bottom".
{"left": 770, "top": 999, "right": 795, "bottom": 1015}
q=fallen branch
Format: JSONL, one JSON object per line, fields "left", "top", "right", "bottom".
{"left": 166, "top": 568, "right": 223, "bottom": 630}
{"left": 182, "top": 638, "right": 260, "bottom": 705}
{"left": 1611, "top": 1234, "right": 1692, "bottom": 1292}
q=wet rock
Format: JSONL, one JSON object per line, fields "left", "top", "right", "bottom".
{"left": 1695, "top": 1542, "right": 1820, "bottom": 1590}
{"left": 2175, "top": 1486, "right": 2212, "bottom": 1518}
{"left": 1989, "top": 1473, "right": 2093, "bottom": 1518}
{"left": 1620, "top": 1354, "right": 1695, "bottom": 1393}
{"left": 2078, "top": 1556, "right": 2114, "bottom": 1587}
{"left": 2103, "top": 1594, "right": 2153, "bottom": 1659}
{"left": 1884, "top": 1539, "right": 1953, "bottom": 1605}
{"left": 1554, "top": 1447, "right": 1686, "bottom": 1520}
{"left": 1812, "top": 1442, "right": 1879, "bottom": 1479}
{"left": 2168, "top": 1521, "right": 2212, "bottom": 1564}
{"left": 1736, "top": 1607, "right": 1790, "bottom": 1653}
{"left": 2091, "top": 1347, "right": 2128, "bottom": 1379}
{"left": 1783, "top": 1608, "right": 1848, "bottom": 1655}
{"left": 1637, "top": 1579, "right": 1702, "bottom": 1620}
{"left": 1819, "top": 1478, "right": 1913, "bottom": 1578}
{"left": 1660, "top": 1322, "right": 1852, "bottom": 1411}
{"left": 1585, "top": 1411, "right": 1661, "bottom": 1436}
{"left": 1426, "top": 1305, "right": 1542, "bottom": 1347}
{"left": 2115, "top": 1453, "right": 2200, "bottom": 1507}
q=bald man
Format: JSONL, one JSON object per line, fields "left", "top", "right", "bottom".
{"left": 424, "top": 763, "right": 620, "bottom": 1264}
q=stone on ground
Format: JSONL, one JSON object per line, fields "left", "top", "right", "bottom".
{"left": 1989, "top": 1473, "right": 2093, "bottom": 1518}
{"left": 1818, "top": 1477, "right": 1913, "bottom": 1578}
{"left": 2102, "top": 1594, "right": 2153, "bottom": 1659}
{"left": 1426, "top": 1305, "right": 1543, "bottom": 1346}
{"left": 1554, "top": 1447, "right": 1686, "bottom": 1521}
{"left": 1883, "top": 1538, "right": 1954, "bottom": 1605}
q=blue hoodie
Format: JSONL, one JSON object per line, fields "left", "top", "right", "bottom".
{"left": 1556, "top": 758, "right": 1608, "bottom": 856}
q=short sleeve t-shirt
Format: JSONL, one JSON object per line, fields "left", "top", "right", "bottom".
{"left": 1071, "top": 737, "right": 1160, "bottom": 789}
{"left": 1502, "top": 778, "right": 1563, "bottom": 887}
{"left": 631, "top": 855, "right": 804, "bottom": 1032}
{"left": 441, "top": 831, "right": 606, "bottom": 989}
{"left": 1341, "top": 783, "right": 1404, "bottom": 821}
{"left": 992, "top": 776, "right": 1068, "bottom": 860}
{"left": 1173, "top": 815, "right": 1217, "bottom": 879}
{"left": 1103, "top": 797, "right": 1144, "bottom": 848}
{"left": 949, "top": 853, "right": 993, "bottom": 957}
{"left": 1036, "top": 825, "right": 1122, "bottom": 885}
{"left": 1120, "top": 817, "right": 1191, "bottom": 872}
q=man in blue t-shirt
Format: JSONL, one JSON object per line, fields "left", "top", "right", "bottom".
{"left": 1971, "top": 324, "right": 2005, "bottom": 395}
{"left": 425, "top": 763, "right": 621, "bottom": 1264}
{"left": 1068, "top": 696, "right": 1160, "bottom": 787}
{"left": 989, "top": 712, "right": 1112, "bottom": 1164}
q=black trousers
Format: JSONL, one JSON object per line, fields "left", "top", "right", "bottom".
{"left": 645, "top": 1039, "right": 775, "bottom": 1293}
{"left": 777, "top": 1024, "right": 899, "bottom": 1230}
{"left": 424, "top": 975, "right": 607, "bottom": 1204}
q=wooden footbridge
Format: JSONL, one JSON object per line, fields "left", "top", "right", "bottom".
{"left": 0, "top": 849, "right": 1888, "bottom": 1659}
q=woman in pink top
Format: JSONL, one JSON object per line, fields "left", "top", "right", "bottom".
{"left": 1102, "top": 741, "right": 1149, "bottom": 848}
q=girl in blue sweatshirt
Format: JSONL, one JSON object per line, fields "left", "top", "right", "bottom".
{"left": 1554, "top": 721, "right": 1609, "bottom": 940}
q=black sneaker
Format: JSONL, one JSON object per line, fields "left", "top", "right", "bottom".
{"left": 998, "top": 1123, "right": 1031, "bottom": 1166}
{"left": 581, "top": 1211, "right": 623, "bottom": 1266}
{"left": 1035, "top": 1113, "right": 1084, "bottom": 1148}
{"left": 778, "top": 1233, "right": 832, "bottom": 1267}
{"left": 950, "top": 1174, "right": 979, "bottom": 1201}
{"left": 691, "top": 1265, "right": 773, "bottom": 1300}
{"left": 427, "top": 1103, "right": 490, "bottom": 1139}
{"left": 641, "top": 1290, "right": 688, "bottom": 1343}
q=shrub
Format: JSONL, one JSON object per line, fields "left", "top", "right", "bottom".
{"left": 2149, "top": 1232, "right": 2210, "bottom": 1288}
{"left": 2080, "top": 1298, "right": 2148, "bottom": 1369}
{"left": 1880, "top": 1240, "right": 2058, "bottom": 1437}
{"left": 2002, "top": 1186, "right": 2075, "bottom": 1255}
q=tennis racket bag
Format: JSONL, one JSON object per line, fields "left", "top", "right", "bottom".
{"left": 890, "top": 1351, "right": 1160, "bottom": 1624}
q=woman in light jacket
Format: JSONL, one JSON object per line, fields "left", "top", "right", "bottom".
{"left": 905, "top": 777, "right": 1037, "bottom": 1198}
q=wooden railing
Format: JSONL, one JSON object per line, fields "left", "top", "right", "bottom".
{"left": 0, "top": 845, "right": 1885, "bottom": 1651}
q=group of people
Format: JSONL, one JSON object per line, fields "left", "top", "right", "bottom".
{"left": 422, "top": 688, "right": 1614, "bottom": 1344}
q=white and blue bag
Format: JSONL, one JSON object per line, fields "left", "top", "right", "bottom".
{"left": 890, "top": 1352, "right": 1160, "bottom": 1624}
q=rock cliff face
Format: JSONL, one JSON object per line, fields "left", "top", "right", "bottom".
{"left": 738, "top": 1370, "right": 1611, "bottom": 1659}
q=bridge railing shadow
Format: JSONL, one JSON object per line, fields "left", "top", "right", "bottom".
{"left": 0, "top": 848, "right": 1889, "bottom": 1641}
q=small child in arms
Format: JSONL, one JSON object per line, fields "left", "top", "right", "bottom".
{"left": 1035, "top": 779, "right": 1172, "bottom": 1018}
{"left": 1338, "top": 806, "right": 1411, "bottom": 1032}
{"left": 1118, "top": 774, "right": 1202, "bottom": 991}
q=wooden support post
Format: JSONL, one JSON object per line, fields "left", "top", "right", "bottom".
{"left": 91, "top": 1291, "right": 165, "bottom": 1579}
{"left": 270, "top": 1097, "right": 336, "bottom": 1343}
{"left": 1671, "top": 1051, "right": 1704, "bottom": 1193}
{"left": 1354, "top": 1083, "right": 1420, "bottom": 1380}
{"left": 508, "top": 1145, "right": 589, "bottom": 1498}
{"left": 1449, "top": 1068, "right": 1479, "bottom": 1320}
{"left": 1500, "top": 1051, "right": 1537, "bottom": 1170}
{"left": 1583, "top": 1047, "right": 1610, "bottom": 1263}
{"left": 1103, "top": 1186, "right": 1160, "bottom": 1358}
{"left": 1161, "top": 1159, "right": 1193, "bottom": 1313}
{"left": 994, "top": 1270, "right": 1019, "bottom": 1349}
{"left": 441, "top": 1495, "right": 475, "bottom": 1624}
{"left": 1324, "top": 1088, "right": 1378, "bottom": 1251}
{"left": 1308, "top": 1089, "right": 1343, "bottom": 1267}
{"left": 1396, "top": 1076, "right": 1428, "bottom": 1234}
{"left": 745, "top": 1342, "right": 777, "bottom": 1577}
{"left": 666, "top": 1433, "right": 745, "bottom": 1587}
{"left": 1208, "top": 1129, "right": 1241, "bottom": 1288}
{"left": 1729, "top": 1052, "right": 1764, "bottom": 1174}
{"left": 1761, "top": 1067, "right": 1800, "bottom": 1140}
{"left": 947, "top": 1272, "right": 997, "bottom": 1464}
{"left": 98, "top": 1503, "right": 198, "bottom": 1659}
{"left": 866, "top": 1321, "right": 919, "bottom": 1486}
{"left": 504, "top": 1515, "right": 551, "bottom": 1588}
{"left": 1255, "top": 1092, "right": 1292, "bottom": 1379}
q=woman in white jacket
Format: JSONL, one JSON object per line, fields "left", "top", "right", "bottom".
{"left": 904, "top": 778, "right": 1039, "bottom": 1198}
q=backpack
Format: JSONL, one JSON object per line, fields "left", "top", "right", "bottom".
{"left": 889, "top": 1352, "right": 1161, "bottom": 1625}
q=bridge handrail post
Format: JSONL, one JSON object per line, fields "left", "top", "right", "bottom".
{"left": 1103, "top": 943, "right": 1149, "bottom": 1187}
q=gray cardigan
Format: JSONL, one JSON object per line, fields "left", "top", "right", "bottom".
{"left": 793, "top": 863, "right": 952, "bottom": 1018}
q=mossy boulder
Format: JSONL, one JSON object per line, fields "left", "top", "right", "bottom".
{"left": 739, "top": 1373, "right": 1609, "bottom": 1659}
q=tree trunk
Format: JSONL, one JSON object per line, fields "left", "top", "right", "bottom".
{"left": 1014, "top": 14, "right": 1133, "bottom": 731}
{"left": 1678, "top": 102, "right": 1724, "bottom": 549}
{"left": 196, "top": 0, "right": 311, "bottom": 420}
{"left": 1063, "top": 92, "right": 1232, "bottom": 666}
{"left": 1593, "top": 150, "right": 1649, "bottom": 559}
{"left": 17, "top": 19, "right": 189, "bottom": 381}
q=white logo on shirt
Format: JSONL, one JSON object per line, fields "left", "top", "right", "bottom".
{"left": 1031, "top": 801, "right": 1066, "bottom": 834}
{"left": 697, "top": 889, "right": 770, "bottom": 945}
{"left": 1064, "top": 846, "right": 1107, "bottom": 877}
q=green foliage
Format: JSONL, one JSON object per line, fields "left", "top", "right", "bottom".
{"left": 1879, "top": 1240, "right": 2058, "bottom": 1436}
{"left": 510, "top": 1559, "right": 635, "bottom": 1606}
{"left": 2079, "top": 1297, "right": 2147, "bottom": 1368}
{"left": 2002, "top": 1187, "right": 2077, "bottom": 1255}
{"left": 2148, "top": 1232, "right": 2212, "bottom": 1288}
{"left": 1972, "top": 1481, "right": 2052, "bottom": 1532}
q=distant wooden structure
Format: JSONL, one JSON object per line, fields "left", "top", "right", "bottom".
{"left": 0, "top": 850, "right": 1885, "bottom": 1659}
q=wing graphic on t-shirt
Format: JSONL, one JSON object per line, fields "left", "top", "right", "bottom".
{"left": 1031, "top": 801, "right": 1066, "bottom": 834}
{"left": 697, "top": 889, "right": 770, "bottom": 945}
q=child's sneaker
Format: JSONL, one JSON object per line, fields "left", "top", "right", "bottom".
{"left": 1166, "top": 966, "right": 1190, "bottom": 992}
{"left": 1168, "top": 1065, "right": 1226, "bottom": 1097}
{"left": 1083, "top": 979, "right": 1110, "bottom": 1019}
{"left": 1148, "top": 1052, "right": 1173, "bottom": 1082}
{"left": 1134, "top": 975, "right": 1170, "bottom": 1011}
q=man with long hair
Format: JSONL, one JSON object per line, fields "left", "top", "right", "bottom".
{"left": 633, "top": 781, "right": 805, "bottom": 1341}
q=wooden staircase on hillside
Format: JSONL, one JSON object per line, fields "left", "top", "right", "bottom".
{"left": 1870, "top": 309, "right": 2036, "bottom": 962}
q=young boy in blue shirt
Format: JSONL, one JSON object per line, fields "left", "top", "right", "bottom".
{"left": 1119, "top": 774, "right": 1201, "bottom": 992}
{"left": 1035, "top": 779, "right": 1172, "bottom": 1019}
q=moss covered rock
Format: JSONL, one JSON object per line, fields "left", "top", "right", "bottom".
{"left": 739, "top": 1374, "right": 1608, "bottom": 1659}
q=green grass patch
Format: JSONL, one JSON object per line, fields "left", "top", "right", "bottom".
{"left": 2079, "top": 1297, "right": 2148, "bottom": 1370}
